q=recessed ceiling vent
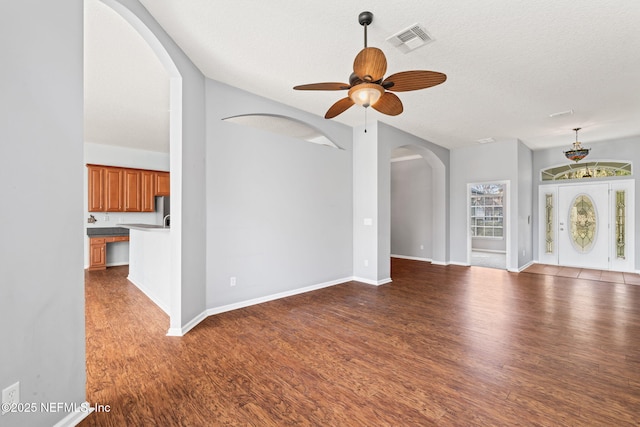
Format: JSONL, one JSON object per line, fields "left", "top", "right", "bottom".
{"left": 386, "top": 24, "right": 434, "bottom": 53}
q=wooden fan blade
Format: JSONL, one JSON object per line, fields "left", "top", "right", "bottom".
{"left": 353, "top": 47, "right": 387, "bottom": 82}
{"left": 293, "top": 82, "right": 350, "bottom": 90}
{"left": 325, "top": 97, "right": 355, "bottom": 119}
{"left": 383, "top": 70, "right": 447, "bottom": 92}
{"left": 372, "top": 92, "right": 403, "bottom": 116}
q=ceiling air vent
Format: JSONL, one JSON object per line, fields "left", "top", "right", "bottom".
{"left": 386, "top": 24, "right": 434, "bottom": 53}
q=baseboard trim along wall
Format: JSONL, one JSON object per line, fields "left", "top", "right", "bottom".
{"left": 517, "top": 260, "right": 535, "bottom": 272}
{"left": 51, "top": 402, "right": 94, "bottom": 427}
{"left": 127, "top": 275, "right": 170, "bottom": 315}
{"left": 390, "top": 254, "right": 432, "bottom": 262}
{"left": 168, "top": 276, "right": 354, "bottom": 336}
{"left": 448, "top": 261, "right": 469, "bottom": 267}
{"left": 352, "top": 276, "right": 392, "bottom": 286}
{"left": 167, "top": 311, "right": 208, "bottom": 337}
{"left": 208, "top": 276, "right": 353, "bottom": 316}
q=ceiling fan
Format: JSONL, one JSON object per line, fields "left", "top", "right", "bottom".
{"left": 294, "top": 11, "right": 447, "bottom": 119}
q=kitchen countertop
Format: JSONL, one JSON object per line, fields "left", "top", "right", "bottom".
{"left": 118, "top": 223, "right": 170, "bottom": 232}
{"left": 86, "top": 227, "right": 129, "bottom": 237}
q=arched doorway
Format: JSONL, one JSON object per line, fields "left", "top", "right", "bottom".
{"left": 93, "top": 0, "right": 184, "bottom": 333}
{"left": 386, "top": 140, "right": 447, "bottom": 269}
{"left": 390, "top": 147, "right": 434, "bottom": 262}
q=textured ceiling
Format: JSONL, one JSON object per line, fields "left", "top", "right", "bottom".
{"left": 84, "top": 0, "right": 640, "bottom": 153}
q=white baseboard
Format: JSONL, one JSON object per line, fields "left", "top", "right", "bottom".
{"left": 352, "top": 276, "right": 392, "bottom": 286}
{"left": 107, "top": 261, "right": 129, "bottom": 267}
{"left": 127, "top": 275, "right": 170, "bottom": 315}
{"left": 166, "top": 310, "right": 208, "bottom": 337}
{"left": 205, "top": 276, "right": 353, "bottom": 317}
{"left": 52, "top": 402, "right": 94, "bottom": 427}
{"left": 517, "top": 260, "right": 535, "bottom": 272}
{"left": 84, "top": 261, "right": 129, "bottom": 269}
{"left": 448, "top": 261, "right": 470, "bottom": 267}
{"left": 390, "top": 254, "right": 431, "bottom": 262}
{"left": 165, "top": 277, "right": 353, "bottom": 336}
{"left": 472, "top": 249, "right": 506, "bottom": 254}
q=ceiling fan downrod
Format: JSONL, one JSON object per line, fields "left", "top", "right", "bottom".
{"left": 359, "top": 11, "right": 373, "bottom": 48}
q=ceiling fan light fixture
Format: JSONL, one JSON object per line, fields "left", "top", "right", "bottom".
{"left": 348, "top": 83, "right": 384, "bottom": 108}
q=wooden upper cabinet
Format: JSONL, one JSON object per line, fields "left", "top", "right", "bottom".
{"left": 104, "top": 167, "right": 124, "bottom": 211}
{"left": 123, "top": 169, "right": 142, "bottom": 212}
{"left": 88, "top": 165, "right": 105, "bottom": 211}
{"left": 155, "top": 171, "right": 170, "bottom": 196}
{"left": 87, "top": 164, "right": 168, "bottom": 212}
{"left": 141, "top": 170, "right": 155, "bottom": 212}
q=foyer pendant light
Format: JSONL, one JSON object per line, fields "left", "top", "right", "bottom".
{"left": 564, "top": 127, "right": 590, "bottom": 162}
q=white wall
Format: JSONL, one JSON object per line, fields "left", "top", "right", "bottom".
{"left": 390, "top": 158, "right": 433, "bottom": 260}
{"left": 205, "top": 79, "right": 353, "bottom": 309}
{"left": 0, "top": 1, "right": 86, "bottom": 426}
{"left": 83, "top": 142, "right": 170, "bottom": 267}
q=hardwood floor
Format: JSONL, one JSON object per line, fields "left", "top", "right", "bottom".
{"left": 81, "top": 260, "right": 640, "bottom": 426}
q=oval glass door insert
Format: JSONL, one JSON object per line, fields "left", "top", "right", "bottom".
{"left": 569, "top": 194, "right": 597, "bottom": 253}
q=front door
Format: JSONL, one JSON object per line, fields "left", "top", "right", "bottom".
{"left": 557, "top": 183, "right": 609, "bottom": 269}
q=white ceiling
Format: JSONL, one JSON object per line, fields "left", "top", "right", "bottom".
{"left": 84, "top": 0, "right": 640, "bottom": 153}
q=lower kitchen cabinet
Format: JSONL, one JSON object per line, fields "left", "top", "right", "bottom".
{"left": 88, "top": 236, "right": 129, "bottom": 271}
{"left": 89, "top": 238, "right": 106, "bottom": 270}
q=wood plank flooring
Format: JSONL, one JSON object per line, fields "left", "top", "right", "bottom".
{"left": 81, "top": 260, "right": 640, "bottom": 426}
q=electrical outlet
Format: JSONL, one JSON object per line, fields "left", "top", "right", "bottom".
{"left": 364, "top": 259, "right": 369, "bottom": 267}
{"left": 2, "top": 382, "right": 19, "bottom": 415}
{"left": 230, "top": 277, "right": 236, "bottom": 287}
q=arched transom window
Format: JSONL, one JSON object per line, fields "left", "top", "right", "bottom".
{"left": 541, "top": 161, "right": 632, "bottom": 181}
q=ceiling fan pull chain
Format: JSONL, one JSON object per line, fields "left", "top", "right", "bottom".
{"left": 364, "top": 108, "right": 368, "bottom": 133}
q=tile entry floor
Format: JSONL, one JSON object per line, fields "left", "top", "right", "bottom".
{"left": 523, "top": 263, "right": 640, "bottom": 286}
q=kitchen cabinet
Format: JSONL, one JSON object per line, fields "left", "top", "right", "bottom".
{"left": 123, "top": 169, "right": 142, "bottom": 212}
{"left": 87, "top": 164, "right": 169, "bottom": 212}
{"left": 141, "top": 170, "right": 155, "bottom": 212}
{"left": 88, "top": 237, "right": 106, "bottom": 270}
{"left": 104, "top": 167, "right": 124, "bottom": 211}
{"left": 88, "top": 235, "right": 129, "bottom": 271}
{"left": 88, "top": 165, "right": 105, "bottom": 211}
{"left": 155, "top": 171, "right": 170, "bottom": 196}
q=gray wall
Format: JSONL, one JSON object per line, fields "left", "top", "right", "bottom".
{"left": 352, "top": 124, "right": 381, "bottom": 282}
{"left": 390, "top": 158, "right": 433, "bottom": 260}
{"left": 0, "top": 1, "right": 86, "bottom": 426}
{"left": 450, "top": 139, "right": 533, "bottom": 270}
{"left": 517, "top": 140, "right": 534, "bottom": 266}
{"left": 532, "top": 135, "right": 640, "bottom": 267}
{"left": 205, "top": 79, "right": 353, "bottom": 308}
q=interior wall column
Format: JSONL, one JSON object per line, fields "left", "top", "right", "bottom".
{"left": 353, "top": 121, "right": 391, "bottom": 285}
